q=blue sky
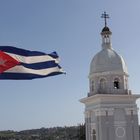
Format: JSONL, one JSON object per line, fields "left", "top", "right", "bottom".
{"left": 0, "top": 0, "right": 140, "bottom": 131}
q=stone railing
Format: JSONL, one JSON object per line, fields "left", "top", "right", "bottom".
{"left": 87, "top": 89, "right": 131, "bottom": 97}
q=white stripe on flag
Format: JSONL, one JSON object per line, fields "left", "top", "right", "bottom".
{"left": 5, "top": 65, "right": 63, "bottom": 75}
{"left": 6, "top": 52, "right": 59, "bottom": 64}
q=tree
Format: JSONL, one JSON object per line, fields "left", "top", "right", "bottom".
{"left": 77, "top": 124, "right": 85, "bottom": 140}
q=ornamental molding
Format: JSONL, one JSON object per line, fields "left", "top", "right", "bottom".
{"left": 114, "top": 121, "right": 126, "bottom": 126}
{"left": 89, "top": 71, "right": 129, "bottom": 78}
{"left": 95, "top": 108, "right": 114, "bottom": 116}
{"left": 115, "top": 126, "right": 126, "bottom": 138}
{"left": 125, "top": 107, "right": 138, "bottom": 115}
{"left": 80, "top": 94, "right": 140, "bottom": 105}
{"left": 85, "top": 105, "right": 139, "bottom": 117}
{"left": 85, "top": 102, "right": 137, "bottom": 111}
{"left": 85, "top": 108, "right": 114, "bottom": 116}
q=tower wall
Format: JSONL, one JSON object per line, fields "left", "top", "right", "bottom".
{"left": 81, "top": 15, "right": 139, "bottom": 140}
{"left": 81, "top": 94, "right": 140, "bottom": 140}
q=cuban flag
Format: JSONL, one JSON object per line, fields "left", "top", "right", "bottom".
{"left": 0, "top": 46, "right": 64, "bottom": 79}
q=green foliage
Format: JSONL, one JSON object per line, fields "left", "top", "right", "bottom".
{"left": 77, "top": 124, "right": 85, "bottom": 140}
{"left": 0, "top": 124, "right": 85, "bottom": 140}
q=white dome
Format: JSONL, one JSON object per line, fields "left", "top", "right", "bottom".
{"left": 90, "top": 48, "right": 128, "bottom": 75}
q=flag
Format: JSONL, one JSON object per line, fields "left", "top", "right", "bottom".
{"left": 0, "top": 46, "right": 64, "bottom": 79}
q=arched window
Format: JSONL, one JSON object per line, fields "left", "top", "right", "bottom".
{"left": 114, "top": 78, "right": 120, "bottom": 89}
{"left": 93, "top": 129, "right": 96, "bottom": 140}
{"left": 100, "top": 78, "right": 106, "bottom": 90}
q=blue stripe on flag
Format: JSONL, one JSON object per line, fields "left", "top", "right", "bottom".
{"left": 48, "top": 52, "right": 59, "bottom": 59}
{"left": 0, "top": 46, "right": 58, "bottom": 58}
{"left": 20, "top": 61, "right": 58, "bottom": 70}
{"left": 0, "top": 72, "right": 63, "bottom": 80}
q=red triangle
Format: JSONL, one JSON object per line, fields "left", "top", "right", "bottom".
{"left": 0, "top": 51, "right": 20, "bottom": 73}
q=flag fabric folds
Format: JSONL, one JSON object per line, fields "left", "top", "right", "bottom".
{"left": 0, "top": 46, "right": 64, "bottom": 79}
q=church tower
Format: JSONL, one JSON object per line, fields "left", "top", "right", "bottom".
{"left": 80, "top": 12, "right": 140, "bottom": 140}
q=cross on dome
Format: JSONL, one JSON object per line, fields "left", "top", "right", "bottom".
{"left": 100, "top": 12, "right": 112, "bottom": 46}
{"left": 101, "top": 11, "right": 109, "bottom": 27}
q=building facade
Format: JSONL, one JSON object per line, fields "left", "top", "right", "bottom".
{"left": 80, "top": 13, "right": 140, "bottom": 140}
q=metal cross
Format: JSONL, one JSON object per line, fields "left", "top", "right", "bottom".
{"left": 101, "top": 12, "right": 109, "bottom": 27}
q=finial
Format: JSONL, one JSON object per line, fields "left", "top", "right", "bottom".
{"left": 101, "top": 11, "right": 109, "bottom": 27}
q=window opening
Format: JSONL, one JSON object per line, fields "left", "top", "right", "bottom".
{"left": 93, "top": 129, "right": 96, "bottom": 140}
{"left": 114, "top": 78, "right": 120, "bottom": 89}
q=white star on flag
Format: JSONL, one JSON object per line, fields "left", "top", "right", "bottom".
{"left": 0, "top": 57, "right": 6, "bottom": 66}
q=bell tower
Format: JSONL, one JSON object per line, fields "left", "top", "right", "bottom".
{"left": 89, "top": 12, "right": 129, "bottom": 96}
{"left": 80, "top": 12, "right": 140, "bottom": 140}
